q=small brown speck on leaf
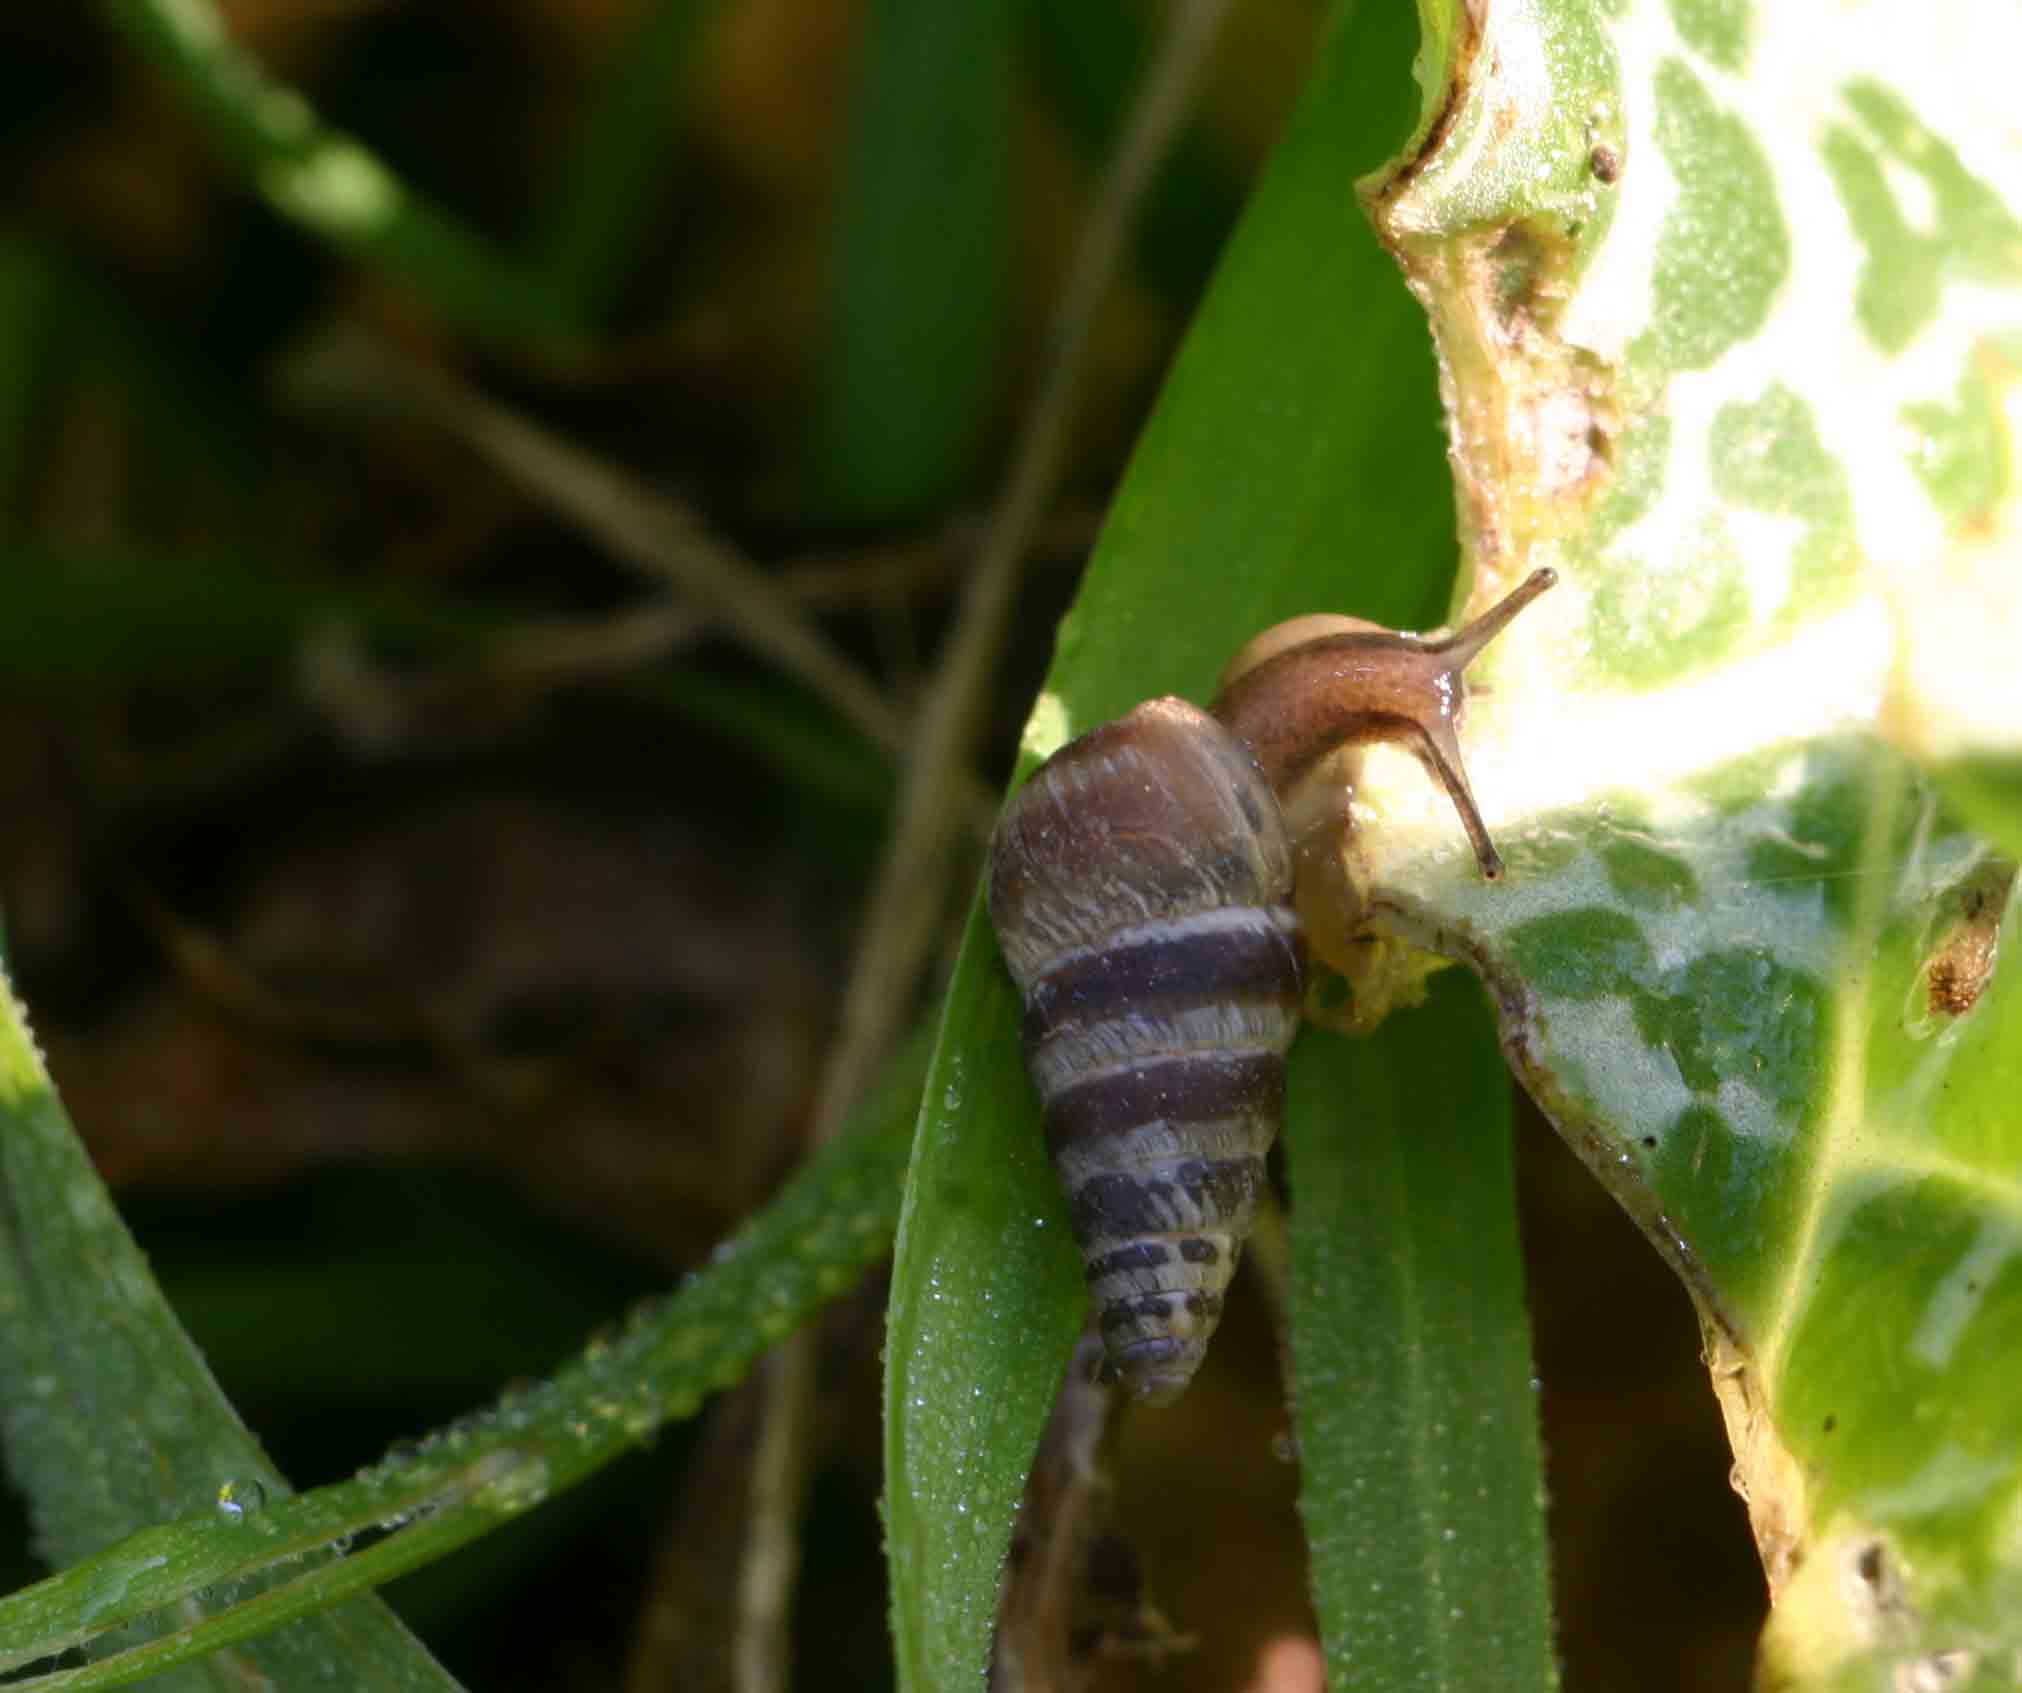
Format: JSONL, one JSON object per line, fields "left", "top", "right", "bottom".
{"left": 1589, "top": 144, "right": 1622, "bottom": 184}
{"left": 1925, "top": 863, "right": 2013, "bottom": 1017}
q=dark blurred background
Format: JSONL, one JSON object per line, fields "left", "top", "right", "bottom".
{"left": 0, "top": 3, "right": 1762, "bottom": 1688}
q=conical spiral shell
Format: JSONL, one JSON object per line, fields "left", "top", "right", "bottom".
{"left": 988, "top": 698, "right": 1305, "bottom": 1403}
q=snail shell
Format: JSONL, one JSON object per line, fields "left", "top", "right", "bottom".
{"left": 989, "top": 569, "right": 1556, "bottom": 1402}
{"left": 988, "top": 699, "right": 1303, "bottom": 1404}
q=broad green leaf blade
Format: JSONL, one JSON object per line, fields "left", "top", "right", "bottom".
{"left": 0, "top": 974, "right": 464, "bottom": 1689}
{"left": 1931, "top": 753, "right": 2022, "bottom": 866}
{"left": 1338, "top": 1, "right": 2022, "bottom": 1681}
{"left": 1287, "top": 975, "right": 1555, "bottom": 1691}
{"left": 0, "top": 991, "right": 926, "bottom": 1687}
{"left": 885, "top": 1, "right": 1554, "bottom": 1685}
{"left": 803, "top": 0, "right": 1019, "bottom": 524}
{"left": 1757, "top": 860, "right": 2022, "bottom": 1690}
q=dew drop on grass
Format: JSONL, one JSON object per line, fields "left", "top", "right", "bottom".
{"left": 474, "top": 1451, "right": 552, "bottom": 1515}
{"left": 215, "top": 1478, "right": 267, "bottom": 1522}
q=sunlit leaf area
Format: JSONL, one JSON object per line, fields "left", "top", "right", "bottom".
{"left": 5, "top": 2, "right": 2017, "bottom": 1691}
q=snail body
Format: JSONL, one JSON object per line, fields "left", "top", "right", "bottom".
{"left": 989, "top": 569, "right": 1555, "bottom": 1402}
{"left": 988, "top": 698, "right": 1304, "bottom": 1404}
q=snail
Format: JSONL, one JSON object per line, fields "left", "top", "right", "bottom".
{"left": 987, "top": 567, "right": 1556, "bottom": 1403}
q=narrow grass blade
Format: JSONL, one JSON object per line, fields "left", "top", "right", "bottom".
{"left": 1286, "top": 974, "right": 1557, "bottom": 1691}
{"left": 882, "top": 899, "right": 1087, "bottom": 1693}
{"left": 528, "top": 0, "right": 717, "bottom": 323}
{"left": 99, "top": 0, "right": 574, "bottom": 344}
{"left": 803, "top": 0, "right": 1019, "bottom": 522}
{"left": 0, "top": 973, "right": 464, "bottom": 1689}
{"left": 0, "top": 981, "right": 928, "bottom": 1686}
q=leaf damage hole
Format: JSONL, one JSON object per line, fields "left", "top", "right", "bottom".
{"left": 1451, "top": 220, "right": 1621, "bottom": 509}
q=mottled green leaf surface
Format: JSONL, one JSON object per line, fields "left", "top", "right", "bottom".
{"left": 1342, "top": 1, "right": 2022, "bottom": 1683}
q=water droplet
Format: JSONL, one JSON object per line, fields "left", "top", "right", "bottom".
{"left": 215, "top": 1478, "right": 267, "bottom": 1522}
{"left": 473, "top": 1451, "right": 552, "bottom": 1515}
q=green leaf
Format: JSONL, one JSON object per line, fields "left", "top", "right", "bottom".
{"left": 1348, "top": 1, "right": 2022, "bottom": 1682}
{"left": 528, "top": 0, "right": 717, "bottom": 323}
{"left": 98, "top": 0, "right": 576, "bottom": 344}
{"left": 883, "top": 1, "right": 1556, "bottom": 1686}
{"left": 802, "top": 0, "right": 1020, "bottom": 523}
{"left": 883, "top": 898, "right": 1086, "bottom": 1693}
{"left": 0, "top": 970, "right": 464, "bottom": 1689}
{"left": 0, "top": 974, "right": 928, "bottom": 1685}
{"left": 1932, "top": 754, "right": 2022, "bottom": 866}
{"left": 1287, "top": 975, "right": 1556, "bottom": 1690}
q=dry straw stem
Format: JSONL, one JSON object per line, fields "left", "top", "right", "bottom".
{"left": 305, "top": 337, "right": 1002, "bottom": 827}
